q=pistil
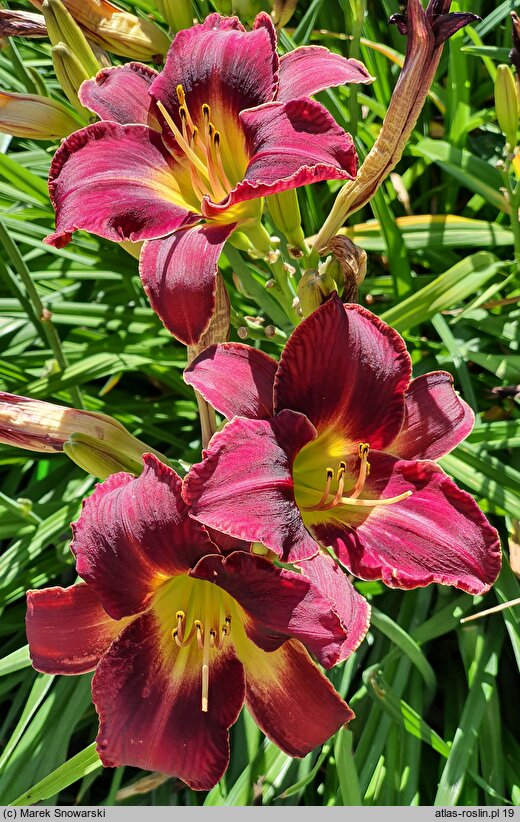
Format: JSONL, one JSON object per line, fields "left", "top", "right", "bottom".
{"left": 302, "top": 442, "right": 412, "bottom": 512}
{"left": 171, "top": 605, "right": 232, "bottom": 713}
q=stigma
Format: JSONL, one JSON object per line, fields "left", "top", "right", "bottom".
{"left": 303, "top": 442, "right": 412, "bottom": 512}
{"left": 156, "top": 84, "right": 233, "bottom": 205}
{"left": 172, "top": 609, "right": 232, "bottom": 713}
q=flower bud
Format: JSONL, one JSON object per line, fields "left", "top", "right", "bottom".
{"left": 297, "top": 269, "right": 338, "bottom": 318}
{"left": 322, "top": 236, "right": 367, "bottom": 302}
{"left": 0, "top": 9, "right": 47, "bottom": 38}
{"left": 271, "top": 0, "right": 298, "bottom": 28}
{"left": 495, "top": 64, "right": 519, "bottom": 148}
{"left": 42, "top": 0, "right": 99, "bottom": 77}
{"left": 0, "top": 90, "right": 80, "bottom": 139}
{"left": 0, "top": 392, "right": 159, "bottom": 478}
{"left": 267, "top": 189, "right": 306, "bottom": 250}
{"left": 51, "top": 42, "right": 91, "bottom": 117}
{"left": 153, "top": 0, "right": 192, "bottom": 33}
{"left": 63, "top": 433, "right": 143, "bottom": 478}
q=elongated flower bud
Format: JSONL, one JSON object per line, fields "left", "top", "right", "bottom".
{"left": 267, "top": 189, "right": 307, "bottom": 251}
{"left": 33, "top": 0, "right": 169, "bottom": 60}
{"left": 0, "top": 9, "right": 47, "bottom": 38}
{"left": 495, "top": 64, "right": 519, "bottom": 148}
{"left": 0, "top": 392, "right": 162, "bottom": 478}
{"left": 153, "top": 0, "right": 192, "bottom": 33}
{"left": 42, "top": 0, "right": 99, "bottom": 77}
{"left": 52, "top": 42, "right": 91, "bottom": 117}
{"left": 271, "top": 0, "right": 298, "bottom": 28}
{"left": 0, "top": 90, "right": 80, "bottom": 139}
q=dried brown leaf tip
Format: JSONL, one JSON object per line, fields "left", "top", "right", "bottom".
{"left": 390, "top": 0, "right": 480, "bottom": 49}
{"left": 0, "top": 9, "right": 47, "bottom": 38}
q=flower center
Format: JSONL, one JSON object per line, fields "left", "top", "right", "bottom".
{"left": 293, "top": 437, "right": 411, "bottom": 518}
{"left": 157, "top": 576, "right": 236, "bottom": 714}
{"left": 156, "top": 84, "right": 234, "bottom": 205}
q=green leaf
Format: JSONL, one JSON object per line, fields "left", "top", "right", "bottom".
{"left": 10, "top": 743, "right": 101, "bottom": 806}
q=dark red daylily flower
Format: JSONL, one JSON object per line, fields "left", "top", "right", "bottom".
{"left": 43, "top": 12, "right": 372, "bottom": 346}
{"left": 183, "top": 295, "right": 501, "bottom": 594}
{"left": 26, "top": 454, "right": 369, "bottom": 790}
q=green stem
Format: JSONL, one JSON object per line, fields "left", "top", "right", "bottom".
{"left": 346, "top": 0, "right": 366, "bottom": 138}
{"left": 0, "top": 220, "right": 84, "bottom": 408}
{"left": 500, "top": 157, "right": 520, "bottom": 267}
{"left": 241, "top": 222, "right": 300, "bottom": 326}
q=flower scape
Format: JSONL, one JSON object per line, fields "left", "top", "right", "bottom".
{"left": 0, "top": 0, "right": 517, "bottom": 808}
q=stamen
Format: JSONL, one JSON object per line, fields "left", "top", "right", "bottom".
{"left": 156, "top": 100, "right": 210, "bottom": 183}
{"left": 304, "top": 467, "right": 334, "bottom": 511}
{"left": 348, "top": 443, "right": 370, "bottom": 499}
{"left": 212, "top": 130, "right": 233, "bottom": 193}
{"left": 338, "top": 490, "right": 412, "bottom": 507}
{"left": 321, "top": 465, "right": 345, "bottom": 510}
{"left": 201, "top": 623, "right": 210, "bottom": 713}
{"left": 176, "top": 84, "right": 185, "bottom": 106}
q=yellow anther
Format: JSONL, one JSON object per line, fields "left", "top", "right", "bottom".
{"left": 202, "top": 103, "right": 211, "bottom": 119}
{"left": 213, "top": 130, "right": 221, "bottom": 146}
{"left": 358, "top": 442, "right": 370, "bottom": 458}
{"left": 176, "top": 84, "right": 185, "bottom": 105}
{"left": 326, "top": 467, "right": 334, "bottom": 479}
{"left": 179, "top": 105, "right": 187, "bottom": 120}
{"left": 176, "top": 610, "right": 185, "bottom": 621}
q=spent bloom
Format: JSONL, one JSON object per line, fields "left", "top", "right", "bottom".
{"left": 184, "top": 295, "right": 501, "bottom": 593}
{"left": 312, "top": 0, "right": 480, "bottom": 251}
{"left": 26, "top": 455, "right": 369, "bottom": 789}
{"left": 44, "top": 12, "right": 372, "bottom": 345}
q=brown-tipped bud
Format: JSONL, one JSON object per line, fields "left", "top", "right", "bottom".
{"left": 297, "top": 269, "right": 338, "bottom": 318}
{"left": 0, "top": 9, "right": 47, "bottom": 39}
{"left": 495, "top": 64, "right": 519, "bottom": 148}
{"left": 321, "top": 236, "right": 367, "bottom": 303}
{"left": 153, "top": 0, "right": 192, "bottom": 33}
{"left": 0, "top": 392, "right": 159, "bottom": 478}
{"left": 51, "top": 42, "right": 91, "bottom": 117}
{"left": 42, "top": 0, "right": 100, "bottom": 76}
{"left": 0, "top": 90, "right": 80, "bottom": 139}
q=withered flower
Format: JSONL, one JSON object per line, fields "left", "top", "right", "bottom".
{"left": 313, "top": 0, "right": 480, "bottom": 252}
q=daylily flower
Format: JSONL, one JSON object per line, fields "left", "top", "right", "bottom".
{"left": 26, "top": 454, "right": 370, "bottom": 789}
{"left": 183, "top": 295, "right": 501, "bottom": 594}
{"left": 44, "top": 12, "right": 372, "bottom": 345}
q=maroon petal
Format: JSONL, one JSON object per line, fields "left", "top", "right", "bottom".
{"left": 242, "top": 639, "right": 353, "bottom": 757}
{"left": 313, "top": 454, "right": 501, "bottom": 595}
{"left": 72, "top": 454, "right": 215, "bottom": 619}
{"left": 389, "top": 371, "right": 474, "bottom": 461}
{"left": 79, "top": 63, "right": 160, "bottom": 128}
{"left": 202, "top": 99, "right": 357, "bottom": 218}
{"left": 184, "top": 343, "right": 277, "bottom": 419}
{"left": 297, "top": 552, "right": 371, "bottom": 663}
{"left": 277, "top": 47, "right": 373, "bottom": 102}
{"left": 192, "top": 551, "right": 353, "bottom": 667}
{"left": 149, "top": 13, "right": 277, "bottom": 134}
{"left": 93, "top": 609, "right": 245, "bottom": 791}
{"left": 45, "top": 122, "right": 197, "bottom": 248}
{"left": 140, "top": 222, "right": 235, "bottom": 346}
{"left": 183, "top": 410, "right": 319, "bottom": 562}
{"left": 274, "top": 296, "right": 411, "bottom": 449}
{"left": 26, "top": 583, "right": 127, "bottom": 675}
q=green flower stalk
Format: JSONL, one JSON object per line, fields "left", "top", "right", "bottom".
{"left": 312, "top": 0, "right": 480, "bottom": 253}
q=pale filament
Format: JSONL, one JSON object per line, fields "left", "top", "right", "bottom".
{"left": 302, "top": 443, "right": 412, "bottom": 511}
{"left": 171, "top": 608, "right": 232, "bottom": 713}
{"left": 157, "top": 85, "right": 233, "bottom": 205}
